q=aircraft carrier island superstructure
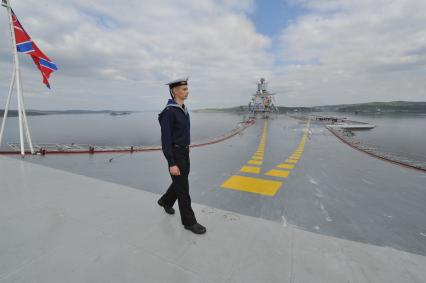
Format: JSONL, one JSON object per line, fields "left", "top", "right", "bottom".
{"left": 248, "top": 78, "right": 278, "bottom": 118}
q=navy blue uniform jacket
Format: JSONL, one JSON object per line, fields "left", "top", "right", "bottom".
{"left": 158, "top": 99, "right": 190, "bottom": 167}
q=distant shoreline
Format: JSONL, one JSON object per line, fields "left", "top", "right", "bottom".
{"left": 194, "top": 101, "right": 426, "bottom": 114}
{"left": 1, "top": 101, "right": 425, "bottom": 116}
{"left": 0, "top": 110, "right": 136, "bottom": 117}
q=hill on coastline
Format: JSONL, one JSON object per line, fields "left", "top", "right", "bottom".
{"left": 1, "top": 101, "right": 425, "bottom": 116}
{"left": 312, "top": 101, "right": 426, "bottom": 113}
{"left": 0, "top": 110, "right": 130, "bottom": 117}
{"left": 194, "top": 101, "right": 426, "bottom": 113}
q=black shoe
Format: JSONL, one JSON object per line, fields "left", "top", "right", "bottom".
{"left": 157, "top": 199, "right": 175, "bottom": 215}
{"left": 184, "top": 223, "right": 207, "bottom": 234}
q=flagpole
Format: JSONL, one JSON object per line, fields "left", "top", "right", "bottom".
{"left": 0, "top": 68, "right": 15, "bottom": 148}
{"left": 19, "top": 86, "right": 35, "bottom": 154}
{"left": 4, "top": 0, "right": 30, "bottom": 156}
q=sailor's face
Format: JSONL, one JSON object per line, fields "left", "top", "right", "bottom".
{"left": 173, "top": 85, "right": 189, "bottom": 100}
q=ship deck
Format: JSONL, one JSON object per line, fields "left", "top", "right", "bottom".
{"left": 1, "top": 114, "right": 425, "bottom": 282}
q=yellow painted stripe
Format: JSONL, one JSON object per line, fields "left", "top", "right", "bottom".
{"left": 285, "top": 159, "right": 298, "bottom": 163}
{"left": 252, "top": 156, "right": 263, "bottom": 160}
{"left": 221, "top": 175, "right": 283, "bottom": 196}
{"left": 277, "top": 163, "right": 295, "bottom": 169}
{"left": 265, "top": 169, "right": 290, "bottom": 178}
{"left": 248, "top": 160, "right": 263, "bottom": 165}
{"left": 240, "top": 166, "right": 261, "bottom": 174}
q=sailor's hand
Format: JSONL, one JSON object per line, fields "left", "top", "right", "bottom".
{"left": 169, "top": 165, "right": 181, "bottom": 176}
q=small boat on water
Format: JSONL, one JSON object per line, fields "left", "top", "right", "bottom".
{"left": 110, "top": 111, "right": 131, "bottom": 116}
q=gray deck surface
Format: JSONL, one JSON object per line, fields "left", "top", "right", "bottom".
{"left": 1, "top": 114, "right": 426, "bottom": 282}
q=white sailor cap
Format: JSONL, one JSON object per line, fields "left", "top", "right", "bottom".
{"left": 166, "top": 77, "right": 189, "bottom": 89}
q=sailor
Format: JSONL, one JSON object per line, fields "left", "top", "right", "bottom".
{"left": 157, "top": 77, "right": 207, "bottom": 235}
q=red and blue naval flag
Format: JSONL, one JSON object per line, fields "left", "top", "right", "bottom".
{"left": 12, "top": 9, "right": 57, "bottom": 88}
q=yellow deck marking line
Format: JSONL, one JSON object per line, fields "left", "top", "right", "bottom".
{"left": 221, "top": 176, "right": 282, "bottom": 196}
{"left": 222, "top": 117, "right": 313, "bottom": 196}
{"left": 221, "top": 120, "right": 283, "bottom": 195}
{"left": 263, "top": 117, "right": 311, "bottom": 181}
{"left": 277, "top": 163, "right": 295, "bottom": 169}
{"left": 265, "top": 169, "right": 290, "bottom": 178}
{"left": 240, "top": 166, "right": 261, "bottom": 174}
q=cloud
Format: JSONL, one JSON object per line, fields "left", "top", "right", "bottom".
{"left": 0, "top": 0, "right": 271, "bottom": 110}
{"left": 0, "top": 0, "right": 424, "bottom": 110}
{"left": 274, "top": 0, "right": 426, "bottom": 106}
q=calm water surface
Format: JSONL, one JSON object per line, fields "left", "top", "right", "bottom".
{"left": 326, "top": 112, "right": 426, "bottom": 165}
{"left": 1, "top": 111, "right": 425, "bottom": 165}
{"left": 0, "top": 111, "right": 247, "bottom": 150}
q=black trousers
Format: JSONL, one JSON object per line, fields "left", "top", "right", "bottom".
{"left": 159, "top": 147, "right": 197, "bottom": 226}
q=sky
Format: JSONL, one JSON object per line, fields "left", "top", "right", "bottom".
{"left": 0, "top": 0, "right": 425, "bottom": 110}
